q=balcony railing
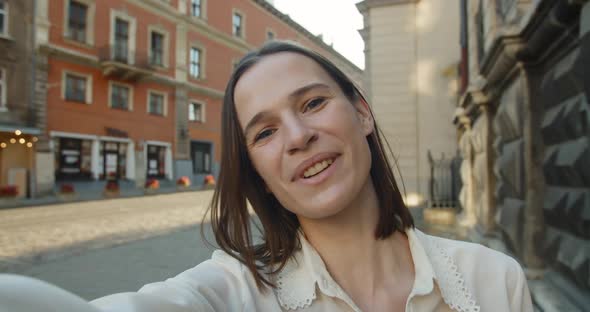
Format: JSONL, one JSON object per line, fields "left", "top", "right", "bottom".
{"left": 98, "top": 45, "right": 154, "bottom": 81}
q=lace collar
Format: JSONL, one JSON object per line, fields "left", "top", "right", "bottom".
{"left": 273, "top": 228, "right": 480, "bottom": 312}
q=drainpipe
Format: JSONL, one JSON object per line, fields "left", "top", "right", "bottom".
{"left": 29, "top": 0, "right": 38, "bottom": 198}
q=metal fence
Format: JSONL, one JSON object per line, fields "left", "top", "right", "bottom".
{"left": 427, "top": 150, "right": 462, "bottom": 208}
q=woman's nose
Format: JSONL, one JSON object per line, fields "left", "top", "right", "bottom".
{"left": 284, "top": 117, "right": 317, "bottom": 155}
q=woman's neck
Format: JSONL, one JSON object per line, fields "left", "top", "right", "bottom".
{"left": 298, "top": 179, "right": 415, "bottom": 310}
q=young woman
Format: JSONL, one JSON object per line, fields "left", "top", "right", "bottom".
{"left": 0, "top": 41, "right": 533, "bottom": 312}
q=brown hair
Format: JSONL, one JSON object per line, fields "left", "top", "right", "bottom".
{"left": 205, "top": 40, "right": 414, "bottom": 290}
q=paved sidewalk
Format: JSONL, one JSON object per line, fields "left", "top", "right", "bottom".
{"left": 0, "top": 180, "right": 208, "bottom": 210}
{"left": 0, "top": 190, "right": 214, "bottom": 272}
{"left": 11, "top": 226, "right": 215, "bottom": 300}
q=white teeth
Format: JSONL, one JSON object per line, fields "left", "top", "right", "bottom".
{"left": 303, "top": 158, "right": 334, "bottom": 178}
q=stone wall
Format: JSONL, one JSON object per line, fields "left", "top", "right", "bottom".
{"left": 494, "top": 77, "right": 526, "bottom": 253}
{"left": 538, "top": 33, "right": 590, "bottom": 289}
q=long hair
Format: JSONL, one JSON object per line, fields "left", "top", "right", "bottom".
{"left": 205, "top": 40, "right": 414, "bottom": 290}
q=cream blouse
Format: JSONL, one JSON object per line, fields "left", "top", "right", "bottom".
{"left": 90, "top": 228, "right": 533, "bottom": 312}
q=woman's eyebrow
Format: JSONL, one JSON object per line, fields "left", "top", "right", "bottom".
{"left": 243, "top": 83, "right": 331, "bottom": 137}
{"left": 244, "top": 110, "right": 271, "bottom": 137}
{"left": 288, "top": 82, "right": 331, "bottom": 102}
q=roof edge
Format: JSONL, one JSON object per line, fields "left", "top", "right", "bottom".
{"left": 252, "top": 0, "right": 363, "bottom": 73}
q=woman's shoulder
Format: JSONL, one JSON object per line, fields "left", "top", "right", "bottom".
{"left": 415, "top": 229, "right": 532, "bottom": 311}
{"left": 420, "top": 230, "right": 522, "bottom": 274}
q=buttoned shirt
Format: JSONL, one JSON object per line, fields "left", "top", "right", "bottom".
{"left": 91, "top": 228, "right": 533, "bottom": 312}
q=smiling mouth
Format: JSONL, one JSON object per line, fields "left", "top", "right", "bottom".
{"left": 303, "top": 158, "right": 335, "bottom": 179}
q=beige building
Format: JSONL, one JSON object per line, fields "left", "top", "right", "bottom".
{"left": 357, "top": 0, "right": 460, "bottom": 206}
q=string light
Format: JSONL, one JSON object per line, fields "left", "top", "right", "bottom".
{"left": 32, "top": 137, "right": 38, "bottom": 142}
{"left": 19, "top": 138, "right": 25, "bottom": 144}
{"left": 15, "top": 130, "right": 22, "bottom": 136}
{"left": 10, "top": 138, "right": 16, "bottom": 144}
{"left": 0, "top": 143, "right": 6, "bottom": 148}
{"left": 26, "top": 142, "right": 33, "bottom": 148}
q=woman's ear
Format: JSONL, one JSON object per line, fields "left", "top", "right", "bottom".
{"left": 354, "top": 98, "right": 375, "bottom": 136}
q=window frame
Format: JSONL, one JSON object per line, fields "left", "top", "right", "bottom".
{"left": 109, "top": 10, "right": 136, "bottom": 64}
{"left": 232, "top": 9, "right": 246, "bottom": 39}
{"left": 0, "top": 1, "right": 8, "bottom": 37}
{"left": 188, "top": 101, "right": 205, "bottom": 123}
{"left": 108, "top": 81, "right": 134, "bottom": 111}
{"left": 148, "top": 26, "right": 169, "bottom": 68}
{"left": 147, "top": 89, "right": 167, "bottom": 117}
{"left": 266, "top": 28, "right": 275, "bottom": 41}
{"left": 63, "top": 0, "right": 95, "bottom": 46}
{"left": 191, "top": 0, "right": 201, "bottom": 17}
{"left": 189, "top": 45, "right": 206, "bottom": 79}
{"left": 191, "top": 141, "right": 212, "bottom": 174}
{"left": 0, "top": 68, "right": 6, "bottom": 111}
{"left": 62, "top": 70, "right": 93, "bottom": 104}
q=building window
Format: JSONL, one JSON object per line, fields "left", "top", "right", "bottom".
{"left": 148, "top": 91, "right": 165, "bottom": 116}
{"left": 67, "top": 1, "right": 87, "bottom": 43}
{"left": 0, "top": 68, "right": 5, "bottom": 111}
{"left": 267, "top": 30, "right": 275, "bottom": 41}
{"left": 99, "top": 141, "right": 127, "bottom": 180}
{"left": 0, "top": 1, "right": 7, "bottom": 36}
{"left": 189, "top": 102, "right": 204, "bottom": 122}
{"left": 189, "top": 47, "right": 201, "bottom": 78}
{"left": 55, "top": 138, "right": 93, "bottom": 180}
{"left": 114, "top": 18, "right": 130, "bottom": 62}
{"left": 191, "top": 0, "right": 201, "bottom": 17}
{"left": 150, "top": 31, "right": 164, "bottom": 66}
{"left": 191, "top": 142, "right": 212, "bottom": 174}
{"left": 110, "top": 83, "right": 131, "bottom": 110}
{"left": 65, "top": 73, "right": 88, "bottom": 103}
{"left": 147, "top": 145, "right": 166, "bottom": 178}
{"left": 232, "top": 12, "right": 243, "bottom": 37}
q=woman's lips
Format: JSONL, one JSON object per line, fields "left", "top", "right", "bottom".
{"left": 293, "top": 152, "right": 341, "bottom": 181}
{"left": 295, "top": 155, "right": 340, "bottom": 185}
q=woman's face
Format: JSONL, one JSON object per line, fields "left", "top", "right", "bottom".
{"left": 234, "top": 52, "right": 374, "bottom": 220}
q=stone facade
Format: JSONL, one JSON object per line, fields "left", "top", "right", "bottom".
{"left": 357, "top": 0, "right": 460, "bottom": 205}
{"left": 0, "top": 0, "right": 40, "bottom": 197}
{"left": 456, "top": 0, "right": 590, "bottom": 293}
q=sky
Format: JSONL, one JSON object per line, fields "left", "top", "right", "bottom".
{"left": 272, "top": 0, "right": 365, "bottom": 69}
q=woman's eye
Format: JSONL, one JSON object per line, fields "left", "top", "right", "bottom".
{"left": 303, "top": 97, "right": 326, "bottom": 113}
{"left": 254, "top": 128, "right": 275, "bottom": 142}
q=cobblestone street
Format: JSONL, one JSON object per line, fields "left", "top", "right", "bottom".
{"left": 1, "top": 193, "right": 588, "bottom": 311}
{"left": 0, "top": 190, "right": 215, "bottom": 272}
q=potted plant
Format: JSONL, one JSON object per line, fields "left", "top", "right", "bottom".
{"left": 144, "top": 178, "right": 160, "bottom": 195}
{"left": 203, "top": 174, "right": 216, "bottom": 190}
{"left": 176, "top": 176, "right": 191, "bottom": 191}
{"left": 0, "top": 185, "right": 18, "bottom": 205}
{"left": 58, "top": 183, "right": 77, "bottom": 201}
{"left": 103, "top": 180, "right": 120, "bottom": 198}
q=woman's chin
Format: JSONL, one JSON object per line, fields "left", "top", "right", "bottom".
{"left": 295, "top": 190, "right": 352, "bottom": 220}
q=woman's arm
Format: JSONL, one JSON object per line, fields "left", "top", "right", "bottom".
{"left": 0, "top": 251, "right": 249, "bottom": 312}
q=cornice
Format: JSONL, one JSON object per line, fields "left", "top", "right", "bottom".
{"left": 38, "top": 43, "right": 224, "bottom": 99}
{"left": 125, "top": 0, "right": 362, "bottom": 73}
{"left": 478, "top": 0, "right": 584, "bottom": 95}
{"left": 252, "top": 0, "right": 362, "bottom": 73}
{"left": 356, "top": 0, "right": 419, "bottom": 13}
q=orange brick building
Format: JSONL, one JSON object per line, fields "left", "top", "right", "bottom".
{"left": 30, "top": 0, "right": 362, "bottom": 196}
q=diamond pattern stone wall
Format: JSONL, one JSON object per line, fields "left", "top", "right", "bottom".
{"left": 539, "top": 33, "right": 590, "bottom": 289}
{"left": 493, "top": 79, "right": 526, "bottom": 253}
